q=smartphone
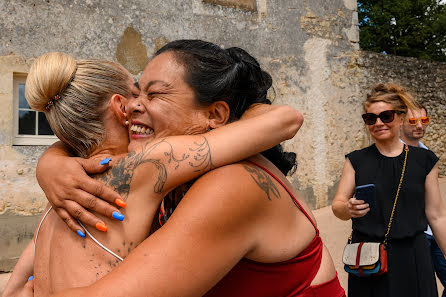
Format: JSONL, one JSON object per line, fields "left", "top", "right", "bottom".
{"left": 355, "top": 184, "right": 376, "bottom": 213}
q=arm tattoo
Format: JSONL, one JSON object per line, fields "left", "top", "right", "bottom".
{"left": 242, "top": 165, "right": 281, "bottom": 201}
{"left": 188, "top": 137, "right": 214, "bottom": 171}
{"left": 98, "top": 136, "right": 214, "bottom": 198}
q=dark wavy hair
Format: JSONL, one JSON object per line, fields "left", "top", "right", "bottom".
{"left": 155, "top": 40, "right": 297, "bottom": 175}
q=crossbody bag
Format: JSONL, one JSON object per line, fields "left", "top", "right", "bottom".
{"left": 342, "top": 145, "right": 409, "bottom": 277}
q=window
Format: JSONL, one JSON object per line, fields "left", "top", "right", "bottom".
{"left": 13, "top": 75, "right": 58, "bottom": 145}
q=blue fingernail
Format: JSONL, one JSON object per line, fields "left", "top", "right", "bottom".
{"left": 112, "top": 211, "right": 125, "bottom": 221}
{"left": 28, "top": 276, "right": 34, "bottom": 281}
{"left": 100, "top": 158, "right": 112, "bottom": 165}
{"left": 77, "top": 230, "right": 85, "bottom": 238}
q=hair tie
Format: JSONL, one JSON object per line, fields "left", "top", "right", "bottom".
{"left": 45, "top": 94, "right": 61, "bottom": 110}
{"left": 46, "top": 64, "right": 77, "bottom": 111}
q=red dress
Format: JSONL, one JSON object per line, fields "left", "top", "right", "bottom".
{"left": 203, "top": 161, "right": 346, "bottom": 297}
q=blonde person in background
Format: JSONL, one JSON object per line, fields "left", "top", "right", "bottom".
{"left": 332, "top": 83, "right": 446, "bottom": 297}
{"left": 2, "top": 51, "right": 302, "bottom": 297}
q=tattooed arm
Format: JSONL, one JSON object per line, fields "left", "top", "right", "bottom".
{"left": 39, "top": 104, "right": 303, "bottom": 232}
{"left": 99, "top": 104, "right": 302, "bottom": 201}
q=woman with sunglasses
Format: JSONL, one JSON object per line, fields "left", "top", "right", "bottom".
{"left": 332, "top": 83, "right": 446, "bottom": 297}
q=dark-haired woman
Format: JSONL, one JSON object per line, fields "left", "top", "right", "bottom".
{"left": 39, "top": 40, "right": 345, "bottom": 297}
{"left": 332, "top": 83, "right": 446, "bottom": 297}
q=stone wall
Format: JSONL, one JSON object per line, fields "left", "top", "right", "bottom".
{"left": 358, "top": 51, "right": 446, "bottom": 175}
{"left": 0, "top": 54, "right": 48, "bottom": 271}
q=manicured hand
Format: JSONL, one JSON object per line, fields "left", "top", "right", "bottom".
{"left": 37, "top": 152, "right": 126, "bottom": 234}
{"left": 348, "top": 197, "right": 370, "bottom": 218}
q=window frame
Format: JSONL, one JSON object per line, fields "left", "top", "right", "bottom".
{"left": 13, "top": 74, "right": 58, "bottom": 145}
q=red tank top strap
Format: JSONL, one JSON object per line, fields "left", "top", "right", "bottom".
{"left": 246, "top": 160, "right": 319, "bottom": 235}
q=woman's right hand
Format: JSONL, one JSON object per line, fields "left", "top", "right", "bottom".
{"left": 347, "top": 198, "right": 370, "bottom": 218}
{"left": 36, "top": 143, "right": 126, "bottom": 234}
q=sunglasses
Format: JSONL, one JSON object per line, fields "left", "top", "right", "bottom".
{"left": 362, "top": 110, "right": 402, "bottom": 125}
{"left": 407, "top": 116, "right": 430, "bottom": 125}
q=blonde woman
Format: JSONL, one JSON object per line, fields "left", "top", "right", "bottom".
{"left": 332, "top": 83, "right": 445, "bottom": 297}
{"left": 2, "top": 52, "right": 302, "bottom": 297}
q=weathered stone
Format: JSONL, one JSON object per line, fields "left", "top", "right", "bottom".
{"left": 0, "top": 211, "right": 41, "bottom": 272}
{"left": 153, "top": 36, "right": 169, "bottom": 54}
{"left": 116, "top": 27, "right": 149, "bottom": 75}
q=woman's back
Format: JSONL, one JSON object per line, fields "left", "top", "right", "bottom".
{"left": 186, "top": 154, "right": 341, "bottom": 296}
{"left": 33, "top": 151, "right": 163, "bottom": 296}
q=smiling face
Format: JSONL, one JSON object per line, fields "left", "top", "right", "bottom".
{"left": 365, "top": 102, "right": 404, "bottom": 142}
{"left": 401, "top": 108, "right": 428, "bottom": 143}
{"left": 127, "top": 52, "right": 209, "bottom": 151}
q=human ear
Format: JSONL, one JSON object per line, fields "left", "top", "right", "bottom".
{"left": 207, "top": 101, "right": 230, "bottom": 129}
{"left": 398, "top": 113, "right": 405, "bottom": 124}
{"left": 110, "top": 94, "right": 128, "bottom": 126}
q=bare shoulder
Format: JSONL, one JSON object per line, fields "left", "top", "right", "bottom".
{"left": 167, "top": 162, "right": 272, "bottom": 247}
{"left": 186, "top": 160, "right": 282, "bottom": 205}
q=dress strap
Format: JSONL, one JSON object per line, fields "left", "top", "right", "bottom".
{"left": 33, "top": 206, "right": 123, "bottom": 262}
{"left": 34, "top": 206, "right": 53, "bottom": 253}
{"left": 246, "top": 160, "right": 319, "bottom": 235}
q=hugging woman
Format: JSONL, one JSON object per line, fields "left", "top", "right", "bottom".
{"left": 14, "top": 40, "right": 345, "bottom": 297}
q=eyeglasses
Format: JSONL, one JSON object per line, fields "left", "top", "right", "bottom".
{"left": 407, "top": 116, "right": 430, "bottom": 125}
{"left": 361, "top": 110, "right": 402, "bottom": 125}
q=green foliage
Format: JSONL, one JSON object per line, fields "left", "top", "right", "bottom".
{"left": 358, "top": 0, "right": 446, "bottom": 62}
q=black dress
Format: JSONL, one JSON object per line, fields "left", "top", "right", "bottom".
{"left": 346, "top": 144, "right": 439, "bottom": 297}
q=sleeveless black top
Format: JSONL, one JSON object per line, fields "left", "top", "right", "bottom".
{"left": 346, "top": 144, "right": 438, "bottom": 239}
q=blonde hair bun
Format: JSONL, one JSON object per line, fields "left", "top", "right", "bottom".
{"left": 364, "top": 82, "right": 418, "bottom": 112}
{"left": 25, "top": 52, "right": 77, "bottom": 112}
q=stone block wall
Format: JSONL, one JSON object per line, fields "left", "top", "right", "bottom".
{"left": 0, "top": 55, "right": 48, "bottom": 271}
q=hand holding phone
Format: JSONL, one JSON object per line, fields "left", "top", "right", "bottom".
{"left": 354, "top": 184, "right": 376, "bottom": 213}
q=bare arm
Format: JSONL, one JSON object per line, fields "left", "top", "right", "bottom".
{"left": 1, "top": 241, "right": 34, "bottom": 297}
{"left": 38, "top": 104, "right": 302, "bottom": 233}
{"left": 425, "top": 164, "right": 446, "bottom": 255}
{"left": 152, "top": 104, "right": 303, "bottom": 195}
{"left": 50, "top": 165, "right": 268, "bottom": 297}
{"left": 332, "top": 158, "right": 369, "bottom": 220}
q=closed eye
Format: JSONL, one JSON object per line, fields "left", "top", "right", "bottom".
{"left": 147, "top": 92, "right": 167, "bottom": 98}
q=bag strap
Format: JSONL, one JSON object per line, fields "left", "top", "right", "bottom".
{"left": 382, "top": 144, "right": 409, "bottom": 247}
{"left": 348, "top": 144, "right": 409, "bottom": 247}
